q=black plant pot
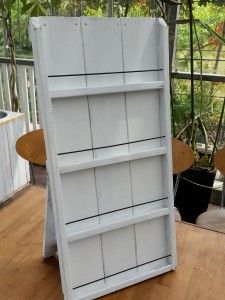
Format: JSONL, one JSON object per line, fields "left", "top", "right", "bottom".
{"left": 174, "top": 167, "right": 216, "bottom": 224}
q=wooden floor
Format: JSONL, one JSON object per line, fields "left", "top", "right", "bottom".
{"left": 1, "top": 187, "right": 225, "bottom": 300}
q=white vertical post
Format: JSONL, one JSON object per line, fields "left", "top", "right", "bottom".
{"left": 2, "top": 64, "right": 12, "bottom": 111}
{"left": 157, "top": 19, "right": 177, "bottom": 269}
{"left": 0, "top": 68, "right": 4, "bottom": 110}
{"left": 28, "top": 66, "right": 38, "bottom": 130}
{"left": 17, "top": 65, "right": 30, "bottom": 131}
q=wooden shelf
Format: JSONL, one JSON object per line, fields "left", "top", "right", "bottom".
{"left": 66, "top": 206, "right": 169, "bottom": 242}
{"left": 50, "top": 81, "right": 164, "bottom": 99}
{"left": 59, "top": 146, "right": 166, "bottom": 174}
{"left": 73, "top": 258, "right": 172, "bottom": 299}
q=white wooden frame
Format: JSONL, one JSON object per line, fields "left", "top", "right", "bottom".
{"left": 30, "top": 17, "right": 176, "bottom": 300}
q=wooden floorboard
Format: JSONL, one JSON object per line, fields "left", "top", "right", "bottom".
{"left": 1, "top": 186, "right": 225, "bottom": 300}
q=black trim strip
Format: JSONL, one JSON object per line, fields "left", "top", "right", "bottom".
{"left": 65, "top": 197, "right": 168, "bottom": 225}
{"left": 73, "top": 255, "right": 171, "bottom": 290}
{"left": 48, "top": 69, "right": 163, "bottom": 78}
{"left": 58, "top": 136, "right": 165, "bottom": 156}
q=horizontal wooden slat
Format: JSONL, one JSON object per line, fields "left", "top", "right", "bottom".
{"left": 73, "top": 258, "right": 172, "bottom": 299}
{"left": 59, "top": 147, "right": 166, "bottom": 173}
{"left": 50, "top": 81, "right": 164, "bottom": 99}
{"left": 66, "top": 207, "right": 169, "bottom": 242}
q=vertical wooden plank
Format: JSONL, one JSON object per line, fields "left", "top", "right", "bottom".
{"left": 101, "top": 226, "right": 136, "bottom": 276}
{"left": 61, "top": 168, "right": 99, "bottom": 224}
{"left": 29, "top": 18, "right": 74, "bottom": 299}
{"left": 121, "top": 18, "right": 170, "bottom": 270}
{"left": 121, "top": 18, "right": 161, "bottom": 147}
{"left": 69, "top": 236, "right": 104, "bottom": 288}
{"left": 28, "top": 66, "right": 38, "bottom": 130}
{"left": 2, "top": 64, "right": 12, "bottom": 111}
{"left": 6, "top": 116, "right": 29, "bottom": 193}
{"left": 81, "top": 17, "right": 127, "bottom": 148}
{"left": 95, "top": 161, "right": 132, "bottom": 214}
{"left": 51, "top": 93, "right": 92, "bottom": 154}
{"left": 17, "top": 65, "right": 30, "bottom": 131}
{"left": 0, "top": 124, "right": 13, "bottom": 203}
{"left": 42, "top": 17, "right": 85, "bottom": 76}
{"left": 135, "top": 217, "right": 168, "bottom": 264}
{"left": 157, "top": 19, "right": 177, "bottom": 269}
{"left": 131, "top": 156, "right": 163, "bottom": 205}
{"left": 0, "top": 67, "right": 5, "bottom": 110}
{"left": 47, "top": 18, "right": 92, "bottom": 154}
{"left": 81, "top": 16, "right": 136, "bottom": 277}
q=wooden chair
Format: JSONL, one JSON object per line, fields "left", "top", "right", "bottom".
{"left": 16, "top": 129, "right": 46, "bottom": 184}
{"left": 196, "top": 146, "right": 225, "bottom": 231}
{"left": 16, "top": 129, "right": 56, "bottom": 258}
{"left": 172, "top": 138, "right": 195, "bottom": 221}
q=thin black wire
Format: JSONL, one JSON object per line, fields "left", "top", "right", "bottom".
{"left": 73, "top": 255, "right": 171, "bottom": 290}
{"left": 65, "top": 197, "right": 168, "bottom": 225}
{"left": 48, "top": 69, "right": 163, "bottom": 78}
{"left": 58, "top": 136, "right": 165, "bottom": 156}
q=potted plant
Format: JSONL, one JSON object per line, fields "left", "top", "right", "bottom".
{"left": 171, "top": 0, "right": 225, "bottom": 223}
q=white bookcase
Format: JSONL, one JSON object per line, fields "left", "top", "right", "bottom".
{"left": 29, "top": 16, "right": 176, "bottom": 300}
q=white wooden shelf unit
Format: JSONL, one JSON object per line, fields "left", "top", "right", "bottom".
{"left": 30, "top": 16, "right": 176, "bottom": 300}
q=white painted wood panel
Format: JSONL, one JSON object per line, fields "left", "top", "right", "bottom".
{"left": 81, "top": 18, "right": 136, "bottom": 287}
{"left": 121, "top": 18, "right": 158, "bottom": 72}
{"left": 61, "top": 169, "right": 98, "bottom": 224}
{"left": 130, "top": 156, "right": 163, "bottom": 205}
{"left": 157, "top": 19, "right": 177, "bottom": 268}
{"left": 0, "top": 113, "right": 29, "bottom": 204}
{"left": 101, "top": 226, "right": 136, "bottom": 276}
{"left": 42, "top": 17, "right": 85, "bottom": 76}
{"left": 73, "top": 257, "right": 172, "bottom": 299}
{"left": 0, "top": 124, "right": 13, "bottom": 202}
{"left": 135, "top": 217, "right": 168, "bottom": 265}
{"left": 126, "top": 90, "right": 161, "bottom": 142}
{"left": 95, "top": 162, "right": 132, "bottom": 214}
{"left": 81, "top": 17, "right": 123, "bottom": 74}
{"left": 50, "top": 81, "right": 163, "bottom": 98}
{"left": 6, "top": 117, "right": 29, "bottom": 192}
{"left": 52, "top": 96, "right": 92, "bottom": 153}
{"left": 66, "top": 207, "right": 170, "bottom": 242}
{"left": 69, "top": 235, "right": 104, "bottom": 288}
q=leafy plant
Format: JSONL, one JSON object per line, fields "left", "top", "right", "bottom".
{"left": 174, "top": 9, "right": 225, "bottom": 167}
{"left": 0, "top": 0, "right": 59, "bottom": 111}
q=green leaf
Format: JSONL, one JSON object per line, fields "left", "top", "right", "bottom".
{"left": 197, "top": 19, "right": 225, "bottom": 44}
{"left": 30, "top": 3, "right": 48, "bottom": 16}
{"left": 37, "top": 3, "right": 48, "bottom": 16}
{"left": 160, "top": 0, "right": 182, "bottom": 6}
{"left": 174, "top": 19, "right": 225, "bottom": 44}
{"left": 197, "top": 116, "right": 209, "bottom": 155}
{"left": 0, "top": 3, "right": 6, "bottom": 12}
{"left": 51, "top": 0, "right": 61, "bottom": 9}
{"left": 4, "top": 0, "right": 16, "bottom": 10}
{"left": 21, "top": 2, "right": 35, "bottom": 14}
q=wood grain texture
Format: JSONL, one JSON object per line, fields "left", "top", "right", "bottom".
{"left": 172, "top": 138, "right": 194, "bottom": 174}
{"left": 214, "top": 146, "right": 225, "bottom": 175}
{"left": 16, "top": 129, "right": 46, "bottom": 166}
{"left": 1, "top": 186, "right": 225, "bottom": 300}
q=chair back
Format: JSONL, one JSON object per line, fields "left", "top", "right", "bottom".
{"left": 16, "top": 129, "right": 46, "bottom": 166}
{"left": 172, "top": 138, "right": 194, "bottom": 175}
{"left": 214, "top": 146, "right": 225, "bottom": 176}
